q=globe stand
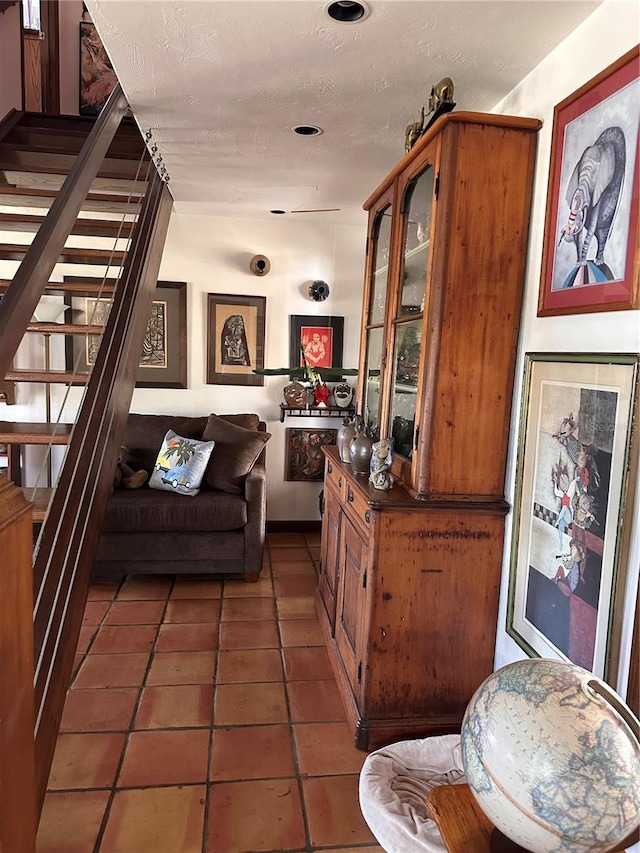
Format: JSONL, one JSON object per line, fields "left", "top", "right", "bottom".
{"left": 490, "top": 829, "right": 528, "bottom": 853}
{"left": 427, "top": 784, "right": 527, "bottom": 853}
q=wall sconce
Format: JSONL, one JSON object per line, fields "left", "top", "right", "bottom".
{"left": 250, "top": 255, "right": 271, "bottom": 276}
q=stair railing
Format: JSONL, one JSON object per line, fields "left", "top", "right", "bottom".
{"left": 0, "top": 83, "right": 173, "bottom": 847}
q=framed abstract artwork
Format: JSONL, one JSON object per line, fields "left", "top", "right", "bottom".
{"left": 67, "top": 280, "right": 187, "bottom": 388}
{"left": 538, "top": 46, "right": 639, "bottom": 315}
{"left": 507, "top": 353, "right": 638, "bottom": 681}
{"left": 285, "top": 428, "right": 337, "bottom": 481}
{"left": 79, "top": 21, "right": 118, "bottom": 116}
{"left": 289, "top": 315, "right": 344, "bottom": 377}
{"left": 206, "top": 293, "right": 266, "bottom": 386}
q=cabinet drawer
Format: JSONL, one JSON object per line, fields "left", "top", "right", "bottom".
{"left": 325, "top": 456, "right": 347, "bottom": 501}
{"left": 343, "top": 480, "right": 373, "bottom": 536}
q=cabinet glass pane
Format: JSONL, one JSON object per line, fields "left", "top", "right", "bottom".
{"left": 389, "top": 319, "right": 421, "bottom": 459}
{"left": 363, "top": 326, "right": 384, "bottom": 432}
{"left": 368, "top": 205, "right": 393, "bottom": 325}
{"left": 398, "top": 167, "right": 433, "bottom": 318}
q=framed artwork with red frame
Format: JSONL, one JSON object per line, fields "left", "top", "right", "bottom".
{"left": 537, "top": 45, "right": 639, "bottom": 316}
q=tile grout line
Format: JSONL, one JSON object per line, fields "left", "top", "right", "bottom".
{"left": 90, "top": 575, "right": 174, "bottom": 853}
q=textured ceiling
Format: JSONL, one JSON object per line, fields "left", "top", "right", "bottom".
{"left": 88, "top": 0, "right": 601, "bottom": 225}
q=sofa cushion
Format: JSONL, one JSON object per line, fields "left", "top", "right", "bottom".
{"left": 102, "top": 487, "right": 248, "bottom": 533}
{"left": 124, "top": 414, "right": 208, "bottom": 474}
{"left": 217, "top": 412, "right": 260, "bottom": 431}
{"left": 149, "top": 430, "right": 215, "bottom": 497}
{"left": 203, "top": 414, "right": 271, "bottom": 494}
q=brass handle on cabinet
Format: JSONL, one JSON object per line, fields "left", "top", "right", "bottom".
{"left": 328, "top": 463, "right": 333, "bottom": 475}
{"left": 365, "top": 510, "right": 370, "bottom": 523}
{"left": 347, "top": 489, "right": 354, "bottom": 502}
{"left": 338, "top": 477, "right": 343, "bottom": 488}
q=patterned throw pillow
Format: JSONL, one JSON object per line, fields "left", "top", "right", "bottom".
{"left": 149, "top": 430, "right": 215, "bottom": 497}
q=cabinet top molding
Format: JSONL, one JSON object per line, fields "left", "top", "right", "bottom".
{"left": 363, "top": 110, "right": 543, "bottom": 211}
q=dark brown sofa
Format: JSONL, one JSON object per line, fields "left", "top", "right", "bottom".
{"left": 92, "top": 413, "right": 268, "bottom": 582}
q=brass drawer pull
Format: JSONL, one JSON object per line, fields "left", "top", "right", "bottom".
{"left": 328, "top": 463, "right": 333, "bottom": 475}
{"left": 348, "top": 488, "right": 354, "bottom": 502}
{"left": 338, "top": 477, "right": 343, "bottom": 488}
{"left": 365, "top": 510, "right": 370, "bottom": 523}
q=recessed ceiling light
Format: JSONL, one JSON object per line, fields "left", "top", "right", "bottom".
{"left": 324, "top": 0, "right": 370, "bottom": 23}
{"left": 270, "top": 209, "right": 287, "bottom": 215}
{"left": 292, "top": 125, "right": 323, "bottom": 136}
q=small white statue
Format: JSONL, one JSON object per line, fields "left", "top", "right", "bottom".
{"left": 369, "top": 438, "right": 394, "bottom": 491}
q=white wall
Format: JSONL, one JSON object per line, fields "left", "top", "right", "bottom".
{"left": 491, "top": 0, "right": 639, "bottom": 707}
{"left": 133, "top": 212, "right": 367, "bottom": 522}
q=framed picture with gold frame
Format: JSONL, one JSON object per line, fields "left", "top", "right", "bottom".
{"left": 507, "top": 352, "right": 638, "bottom": 681}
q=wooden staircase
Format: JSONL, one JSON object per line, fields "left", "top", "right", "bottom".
{"left": 0, "top": 105, "right": 148, "bottom": 493}
{"left": 0, "top": 86, "right": 173, "bottom": 849}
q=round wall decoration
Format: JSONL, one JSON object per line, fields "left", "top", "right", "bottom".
{"left": 309, "top": 280, "right": 330, "bottom": 301}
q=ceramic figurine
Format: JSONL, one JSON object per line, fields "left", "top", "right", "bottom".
{"left": 369, "top": 438, "right": 394, "bottom": 490}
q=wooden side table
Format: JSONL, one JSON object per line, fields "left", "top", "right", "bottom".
{"left": 426, "top": 784, "right": 637, "bottom": 853}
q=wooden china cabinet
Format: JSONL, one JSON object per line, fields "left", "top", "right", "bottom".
{"left": 316, "top": 111, "right": 542, "bottom": 750}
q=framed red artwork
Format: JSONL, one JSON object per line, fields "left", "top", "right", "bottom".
{"left": 289, "top": 315, "right": 344, "bottom": 376}
{"left": 537, "top": 45, "right": 639, "bottom": 316}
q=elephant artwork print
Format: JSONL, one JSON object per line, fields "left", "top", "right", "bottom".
{"left": 538, "top": 46, "right": 639, "bottom": 315}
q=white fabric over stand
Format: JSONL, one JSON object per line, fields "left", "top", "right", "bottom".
{"left": 359, "top": 734, "right": 465, "bottom": 852}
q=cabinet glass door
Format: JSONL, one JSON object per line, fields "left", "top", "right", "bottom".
{"left": 362, "top": 326, "right": 384, "bottom": 432}
{"left": 398, "top": 167, "right": 433, "bottom": 318}
{"left": 389, "top": 319, "right": 421, "bottom": 459}
{"left": 368, "top": 204, "right": 393, "bottom": 326}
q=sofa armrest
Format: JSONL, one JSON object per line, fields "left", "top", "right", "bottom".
{"left": 243, "top": 459, "right": 267, "bottom": 577}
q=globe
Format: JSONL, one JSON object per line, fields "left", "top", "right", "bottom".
{"left": 461, "top": 658, "right": 640, "bottom": 853}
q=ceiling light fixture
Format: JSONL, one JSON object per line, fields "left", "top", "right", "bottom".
{"left": 292, "top": 125, "right": 323, "bottom": 136}
{"left": 324, "top": 0, "right": 370, "bottom": 23}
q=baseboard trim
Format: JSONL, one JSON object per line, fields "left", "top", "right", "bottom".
{"left": 266, "top": 520, "right": 322, "bottom": 534}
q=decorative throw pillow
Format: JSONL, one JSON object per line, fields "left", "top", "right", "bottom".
{"left": 202, "top": 414, "right": 271, "bottom": 494}
{"left": 149, "top": 429, "right": 215, "bottom": 497}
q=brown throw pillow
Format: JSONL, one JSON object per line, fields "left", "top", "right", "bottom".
{"left": 203, "top": 414, "right": 271, "bottom": 493}
{"left": 216, "top": 412, "right": 260, "bottom": 431}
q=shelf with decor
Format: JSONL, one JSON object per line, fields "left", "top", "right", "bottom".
{"left": 279, "top": 404, "right": 355, "bottom": 422}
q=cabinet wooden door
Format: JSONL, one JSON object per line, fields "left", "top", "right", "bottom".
{"left": 335, "top": 513, "right": 369, "bottom": 697}
{"left": 318, "top": 483, "right": 341, "bottom": 631}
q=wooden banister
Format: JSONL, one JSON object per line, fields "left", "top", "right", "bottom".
{"left": 32, "top": 169, "right": 172, "bottom": 808}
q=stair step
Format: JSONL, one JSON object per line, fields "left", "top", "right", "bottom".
{"left": 0, "top": 243, "right": 126, "bottom": 265}
{"left": 0, "top": 169, "right": 148, "bottom": 196}
{"left": 0, "top": 213, "right": 134, "bottom": 238}
{"left": 5, "top": 369, "right": 87, "bottom": 384}
{"left": 27, "top": 322, "right": 104, "bottom": 335}
{"left": 21, "top": 486, "right": 53, "bottom": 522}
{"left": 21, "top": 112, "right": 142, "bottom": 136}
{"left": 0, "top": 421, "right": 73, "bottom": 444}
{"left": 0, "top": 185, "right": 143, "bottom": 214}
{"left": 0, "top": 150, "right": 148, "bottom": 181}
{"left": 0, "top": 278, "right": 117, "bottom": 295}
{"left": 6, "top": 128, "right": 149, "bottom": 160}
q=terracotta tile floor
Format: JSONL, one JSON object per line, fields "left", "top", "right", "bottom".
{"left": 37, "top": 532, "right": 383, "bottom": 853}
